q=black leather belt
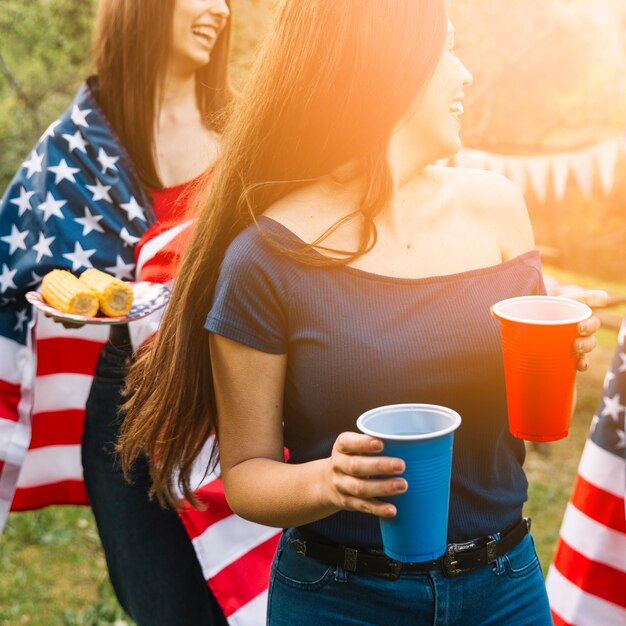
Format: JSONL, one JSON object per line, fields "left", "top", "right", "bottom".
{"left": 289, "top": 517, "right": 531, "bottom": 581}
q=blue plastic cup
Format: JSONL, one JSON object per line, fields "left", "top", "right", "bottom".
{"left": 356, "top": 403, "right": 462, "bottom": 563}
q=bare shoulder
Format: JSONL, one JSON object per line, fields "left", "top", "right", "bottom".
{"left": 435, "top": 166, "right": 535, "bottom": 260}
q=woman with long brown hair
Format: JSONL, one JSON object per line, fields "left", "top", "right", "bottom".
{"left": 81, "top": 2, "right": 232, "bottom": 624}
{"left": 120, "top": 0, "right": 606, "bottom": 623}
{"left": 0, "top": 1, "right": 236, "bottom": 624}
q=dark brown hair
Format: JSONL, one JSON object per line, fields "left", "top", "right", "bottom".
{"left": 119, "top": 0, "right": 448, "bottom": 508}
{"left": 92, "top": 0, "right": 233, "bottom": 189}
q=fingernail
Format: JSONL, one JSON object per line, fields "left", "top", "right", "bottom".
{"left": 394, "top": 479, "right": 407, "bottom": 491}
{"left": 392, "top": 461, "right": 404, "bottom": 472}
{"left": 578, "top": 322, "right": 587, "bottom": 333}
{"left": 385, "top": 506, "right": 396, "bottom": 517}
{"left": 370, "top": 440, "right": 383, "bottom": 451}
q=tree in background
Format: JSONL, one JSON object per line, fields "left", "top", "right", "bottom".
{"left": 1, "top": 0, "right": 624, "bottom": 279}
{"left": 449, "top": 0, "right": 626, "bottom": 281}
{"left": 0, "top": 0, "right": 273, "bottom": 190}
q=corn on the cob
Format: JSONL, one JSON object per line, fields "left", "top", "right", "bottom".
{"left": 41, "top": 269, "right": 99, "bottom": 317}
{"left": 79, "top": 268, "right": 134, "bottom": 316}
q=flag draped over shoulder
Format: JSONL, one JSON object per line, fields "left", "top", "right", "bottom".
{"left": 0, "top": 83, "right": 279, "bottom": 624}
{"left": 546, "top": 320, "right": 626, "bottom": 626}
{"left": 133, "top": 218, "right": 281, "bottom": 625}
{"left": 0, "top": 78, "right": 153, "bottom": 526}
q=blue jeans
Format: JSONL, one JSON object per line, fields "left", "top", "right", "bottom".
{"left": 267, "top": 528, "right": 552, "bottom": 625}
{"left": 81, "top": 341, "right": 227, "bottom": 626}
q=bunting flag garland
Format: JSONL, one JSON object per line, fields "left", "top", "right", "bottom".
{"left": 451, "top": 133, "right": 625, "bottom": 201}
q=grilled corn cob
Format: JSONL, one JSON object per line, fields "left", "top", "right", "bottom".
{"left": 41, "top": 269, "right": 99, "bottom": 317}
{"left": 79, "top": 268, "right": 134, "bottom": 316}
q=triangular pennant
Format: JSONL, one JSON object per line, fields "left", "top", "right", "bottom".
{"left": 568, "top": 148, "right": 595, "bottom": 196}
{"left": 525, "top": 157, "right": 550, "bottom": 203}
{"left": 503, "top": 157, "right": 527, "bottom": 194}
{"left": 593, "top": 140, "right": 619, "bottom": 194}
{"left": 551, "top": 156, "right": 570, "bottom": 202}
{"left": 482, "top": 153, "right": 507, "bottom": 176}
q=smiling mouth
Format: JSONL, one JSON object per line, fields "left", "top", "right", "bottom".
{"left": 450, "top": 100, "right": 464, "bottom": 116}
{"left": 192, "top": 25, "right": 217, "bottom": 42}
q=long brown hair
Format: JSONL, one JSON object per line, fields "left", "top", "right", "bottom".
{"left": 92, "top": 0, "right": 233, "bottom": 189}
{"left": 119, "top": 0, "right": 448, "bottom": 508}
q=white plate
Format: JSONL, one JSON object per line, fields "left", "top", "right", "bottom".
{"left": 26, "top": 281, "right": 171, "bottom": 325}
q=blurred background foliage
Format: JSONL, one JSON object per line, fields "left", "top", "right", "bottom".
{"left": 1, "top": 0, "right": 624, "bottom": 279}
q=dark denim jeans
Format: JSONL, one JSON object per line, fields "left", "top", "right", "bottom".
{"left": 82, "top": 342, "right": 227, "bottom": 626}
{"left": 267, "top": 527, "right": 552, "bottom": 626}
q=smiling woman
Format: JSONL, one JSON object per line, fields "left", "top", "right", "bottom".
{"left": 0, "top": 1, "right": 238, "bottom": 625}
{"left": 172, "top": 0, "right": 230, "bottom": 74}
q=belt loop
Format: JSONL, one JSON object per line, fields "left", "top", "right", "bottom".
{"left": 343, "top": 547, "right": 358, "bottom": 573}
{"left": 486, "top": 539, "right": 497, "bottom": 564}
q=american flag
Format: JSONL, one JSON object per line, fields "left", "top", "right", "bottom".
{"left": 0, "top": 78, "right": 152, "bottom": 525}
{"left": 1, "top": 80, "right": 278, "bottom": 624}
{"left": 546, "top": 319, "right": 626, "bottom": 625}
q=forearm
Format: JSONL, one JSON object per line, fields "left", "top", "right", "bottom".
{"left": 223, "top": 457, "right": 340, "bottom": 528}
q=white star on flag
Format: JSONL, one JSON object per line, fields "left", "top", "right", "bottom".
{"left": 23, "top": 150, "right": 44, "bottom": 179}
{"left": 105, "top": 255, "right": 135, "bottom": 280}
{"left": 13, "top": 309, "right": 29, "bottom": 333}
{"left": 604, "top": 371, "right": 616, "bottom": 390}
{"left": 71, "top": 105, "right": 91, "bottom": 128}
{"left": 120, "top": 227, "right": 140, "bottom": 248}
{"left": 37, "top": 192, "right": 67, "bottom": 222}
{"left": 120, "top": 196, "right": 146, "bottom": 222}
{"left": 601, "top": 393, "right": 625, "bottom": 422}
{"left": 86, "top": 180, "right": 112, "bottom": 203}
{"left": 9, "top": 187, "right": 35, "bottom": 216}
{"left": 97, "top": 148, "right": 120, "bottom": 174}
{"left": 62, "top": 241, "right": 96, "bottom": 272}
{"left": 41, "top": 120, "right": 61, "bottom": 141}
{"left": 48, "top": 159, "right": 81, "bottom": 184}
{"left": 62, "top": 130, "right": 88, "bottom": 154}
{"left": 27, "top": 270, "right": 44, "bottom": 287}
{"left": 32, "top": 233, "right": 55, "bottom": 263}
{"left": 75, "top": 206, "right": 105, "bottom": 236}
{"left": 1, "top": 225, "right": 29, "bottom": 255}
{"left": 618, "top": 353, "right": 626, "bottom": 374}
{"left": 617, "top": 429, "right": 626, "bottom": 450}
{"left": 0, "top": 264, "right": 18, "bottom": 293}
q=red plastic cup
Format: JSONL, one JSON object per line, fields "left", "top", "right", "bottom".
{"left": 491, "top": 296, "right": 592, "bottom": 442}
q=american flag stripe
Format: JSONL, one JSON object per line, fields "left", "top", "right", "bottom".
{"left": 15, "top": 444, "right": 82, "bottom": 488}
{"left": 28, "top": 410, "right": 84, "bottom": 448}
{"left": 36, "top": 337, "right": 104, "bottom": 375}
{"left": 0, "top": 382, "right": 21, "bottom": 423}
{"left": 548, "top": 566, "right": 626, "bottom": 626}
{"left": 551, "top": 540, "right": 626, "bottom": 607}
{"left": 547, "top": 319, "right": 626, "bottom": 625}
{"left": 208, "top": 536, "right": 279, "bottom": 619}
{"left": 570, "top": 475, "right": 625, "bottom": 531}
{"left": 226, "top": 592, "right": 270, "bottom": 626}
{"left": 11, "top": 480, "right": 86, "bottom": 511}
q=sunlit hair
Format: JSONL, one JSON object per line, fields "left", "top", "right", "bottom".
{"left": 119, "top": 0, "right": 448, "bottom": 508}
{"left": 92, "top": 0, "right": 233, "bottom": 189}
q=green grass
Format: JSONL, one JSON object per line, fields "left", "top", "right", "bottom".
{"left": 1, "top": 305, "right": 623, "bottom": 623}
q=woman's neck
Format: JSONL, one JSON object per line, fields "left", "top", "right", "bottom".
{"left": 160, "top": 70, "right": 198, "bottom": 123}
